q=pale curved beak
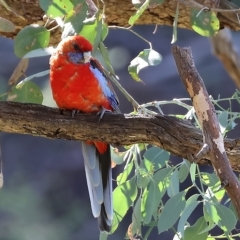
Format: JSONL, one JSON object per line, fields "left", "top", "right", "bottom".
{"left": 83, "top": 51, "right": 91, "bottom": 63}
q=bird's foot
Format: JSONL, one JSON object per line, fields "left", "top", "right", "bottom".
{"left": 97, "top": 107, "right": 112, "bottom": 121}
{"left": 72, "top": 109, "right": 80, "bottom": 118}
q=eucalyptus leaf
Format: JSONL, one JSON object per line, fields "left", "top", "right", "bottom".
{"left": 167, "top": 170, "right": 179, "bottom": 197}
{"left": 39, "top": 0, "right": 74, "bottom": 17}
{"left": 158, "top": 191, "right": 186, "bottom": 234}
{"left": 128, "top": 49, "right": 162, "bottom": 82}
{"left": 14, "top": 25, "right": 50, "bottom": 58}
{"left": 8, "top": 81, "right": 43, "bottom": 104}
{"left": 0, "top": 17, "right": 15, "bottom": 32}
{"left": 190, "top": 9, "right": 219, "bottom": 36}
{"left": 131, "top": 196, "right": 142, "bottom": 236}
{"left": 177, "top": 194, "right": 200, "bottom": 236}
{"left": 111, "top": 178, "right": 137, "bottom": 233}
{"left": 204, "top": 202, "right": 237, "bottom": 232}
{"left": 183, "top": 217, "right": 208, "bottom": 240}
{"left": 129, "top": 0, "right": 149, "bottom": 25}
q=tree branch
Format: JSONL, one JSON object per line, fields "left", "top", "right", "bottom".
{"left": 210, "top": 28, "right": 240, "bottom": 89}
{"left": 1, "top": 0, "right": 240, "bottom": 45}
{"left": 172, "top": 45, "right": 240, "bottom": 220}
{"left": 0, "top": 101, "right": 240, "bottom": 170}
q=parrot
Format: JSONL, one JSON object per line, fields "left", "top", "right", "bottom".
{"left": 49, "top": 35, "right": 120, "bottom": 232}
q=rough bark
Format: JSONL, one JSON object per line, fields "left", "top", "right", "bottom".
{"left": 172, "top": 45, "right": 240, "bottom": 220}
{"left": 210, "top": 28, "right": 240, "bottom": 89}
{"left": 0, "top": 0, "right": 240, "bottom": 45}
{"left": 0, "top": 101, "right": 240, "bottom": 171}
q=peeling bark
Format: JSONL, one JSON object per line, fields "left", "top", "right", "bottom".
{"left": 172, "top": 45, "right": 240, "bottom": 220}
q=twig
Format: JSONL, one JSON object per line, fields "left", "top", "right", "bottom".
{"left": 184, "top": 0, "right": 240, "bottom": 13}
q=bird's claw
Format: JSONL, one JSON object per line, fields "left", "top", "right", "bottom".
{"left": 97, "top": 107, "right": 112, "bottom": 121}
{"left": 72, "top": 109, "right": 80, "bottom": 118}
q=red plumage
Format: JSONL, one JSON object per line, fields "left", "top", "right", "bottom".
{"left": 49, "top": 35, "right": 120, "bottom": 232}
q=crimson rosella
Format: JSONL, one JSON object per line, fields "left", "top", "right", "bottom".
{"left": 49, "top": 35, "right": 120, "bottom": 232}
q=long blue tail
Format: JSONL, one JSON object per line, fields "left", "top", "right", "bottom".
{"left": 82, "top": 142, "right": 113, "bottom": 232}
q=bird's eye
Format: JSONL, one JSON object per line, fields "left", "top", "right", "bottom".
{"left": 73, "top": 43, "right": 81, "bottom": 52}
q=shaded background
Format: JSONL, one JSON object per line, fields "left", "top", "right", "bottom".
{"left": 0, "top": 26, "right": 240, "bottom": 239}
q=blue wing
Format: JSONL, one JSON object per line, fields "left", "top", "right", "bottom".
{"left": 89, "top": 58, "right": 120, "bottom": 113}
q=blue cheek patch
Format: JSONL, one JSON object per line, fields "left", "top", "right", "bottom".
{"left": 67, "top": 52, "right": 84, "bottom": 64}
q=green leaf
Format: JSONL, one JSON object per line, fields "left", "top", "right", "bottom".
{"left": 79, "top": 14, "right": 104, "bottom": 54}
{"left": 111, "top": 148, "right": 125, "bottom": 165}
{"left": 204, "top": 202, "right": 237, "bottom": 232}
{"left": 153, "top": 168, "right": 172, "bottom": 190}
{"left": 183, "top": 217, "right": 208, "bottom": 240}
{"left": 136, "top": 172, "right": 150, "bottom": 189}
{"left": 214, "top": 188, "right": 225, "bottom": 202}
{"left": 177, "top": 194, "right": 200, "bottom": 236}
{"left": 158, "top": 191, "right": 186, "bottom": 233}
{"left": 99, "top": 232, "right": 108, "bottom": 240}
{"left": 111, "top": 178, "right": 138, "bottom": 233}
{"left": 79, "top": 17, "right": 98, "bottom": 44}
{"left": 141, "top": 182, "right": 155, "bottom": 224}
{"left": 8, "top": 81, "right": 43, "bottom": 104}
{"left": 128, "top": 49, "right": 162, "bottom": 82}
{"left": 0, "top": 17, "right": 15, "bottom": 32}
{"left": 64, "top": 2, "right": 88, "bottom": 33}
{"left": 201, "top": 173, "right": 225, "bottom": 202}
{"left": 141, "top": 168, "right": 171, "bottom": 224}
{"left": 218, "top": 111, "right": 228, "bottom": 134}
{"left": 143, "top": 147, "right": 169, "bottom": 170}
{"left": 132, "top": 196, "right": 142, "bottom": 236}
{"left": 101, "top": 22, "right": 108, "bottom": 41}
{"left": 14, "top": 25, "right": 50, "bottom": 58}
{"left": 178, "top": 160, "right": 190, "bottom": 183}
{"left": 93, "top": 16, "right": 103, "bottom": 54}
{"left": 190, "top": 9, "right": 219, "bottom": 37}
{"left": 225, "top": 119, "right": 237, "bottom": 133}
{"left": 140, "top": 158, "right": 153, "bottom": 173}
{"left": 229, "top": 201, "right": 238, "bottom": 219}
{"left": 116, "top": 161, "right": 133, "bottom": 185}
{"left": 190, "top": 163, "right": 196, "bottom": 183}
{"left": 39, "top": 0, "right": 74, "bottom": 18}
{"left": 167, "top": 170, "right": 179, "bottom": 197}
{"left": 99, "top": 42, "right": 115, "bottom": 75}
{"left": 201, "top": 172, "right": 218, "bottom": 186}
{"left": 202, "top": 206, "right": 216, "bottom": 233}
{"left": 129, "top": 0, "right": 150, "bottom": 25}
{"left": 171, "top": 1, "right": 179, "bottom": 44}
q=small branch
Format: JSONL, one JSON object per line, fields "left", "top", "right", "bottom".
{"left": 0, "top": 101, "right": 240, "bottom": 170}
{"left": 108, "top": 74, "right": 140, "bottom": 110}
{"left": 86, "top": 0, "right": 98, "bottom": 17}
{"left": 172, "top": 45, "right": 240, "bottom": 220}
{"left": 210, "top": 28, "right": 240, "bottom": 89}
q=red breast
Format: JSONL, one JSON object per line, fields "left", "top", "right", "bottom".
{"left": 50, "top": 49, "right": 113, "bottom": 113}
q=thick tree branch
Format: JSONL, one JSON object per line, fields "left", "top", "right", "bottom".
{"left": 172, "top": 45, "right": 240, "bottom": 220}
{"left": 0, "top": 0, "right": 240, "bottom": 45}
{"left": 0, "top": 101, "right": 240, "bottom": 170}
{"left": 210, "top": 28, "right": 240, "bottom": 89}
